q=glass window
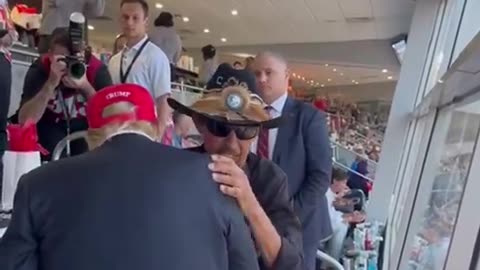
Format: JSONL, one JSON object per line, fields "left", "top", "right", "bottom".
{"left": 421, "top": 0, "right": 467, "bottom": 96}
{"left": 452, "top": 0, "right": 480, "bottom": 61}
{"left": 403, "top": 101, "right": 480, "bottom": 270}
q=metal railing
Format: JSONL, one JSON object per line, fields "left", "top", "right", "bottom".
{"left": 52, "top": 131, "right": 88, "bottom": 161}
{"left": 331, "top": 141, "right": 377, "bottom": 180}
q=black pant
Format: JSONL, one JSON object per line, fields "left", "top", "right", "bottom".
{"left": 0, "top": 54, "right": 12, "bottom": 192}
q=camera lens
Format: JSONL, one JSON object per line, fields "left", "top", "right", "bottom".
{"left": 69, "top": 61, "right": 86, "bottom": 79}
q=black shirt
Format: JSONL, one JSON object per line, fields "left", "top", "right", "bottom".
{"left": 20, "top": 55, "right": 112, "bottom": 160}
{"left": 190, "top": 146, "right": 304, "bottom": 270}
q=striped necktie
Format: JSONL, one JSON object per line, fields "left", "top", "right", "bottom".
{"left": 256, "top": 106, "right": 272, "bottom": 159}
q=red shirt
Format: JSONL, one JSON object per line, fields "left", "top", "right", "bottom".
{"left": 314, "top": 99, "right": 328, "bottom": 111}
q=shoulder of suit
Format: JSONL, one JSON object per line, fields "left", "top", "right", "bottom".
{"left": 291, "top": 98, "right": 327, "bottom": 119}
{"left": 18, "top": 153, "right": 85, "bottom": 191}
{"left": 248, "top": 154, "right": 287, "bottom": 180}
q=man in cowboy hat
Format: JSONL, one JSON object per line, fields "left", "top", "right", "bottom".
{"left": 168, "top": 65, "right": 303, "bottom": 270}
{"left": 0, "top": 83, "right": 260, "bottom": 270}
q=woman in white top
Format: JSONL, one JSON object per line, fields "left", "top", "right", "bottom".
{"left": 149, "top": 12, "right": 182, "bottom": 65}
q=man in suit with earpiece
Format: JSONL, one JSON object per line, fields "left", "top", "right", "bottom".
{"left": 252, "top": 51, "right": 333, "bottom": 270}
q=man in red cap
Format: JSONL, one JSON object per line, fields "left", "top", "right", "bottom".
{"left": 0, "top": 84, "right": 260, "bottom": 270}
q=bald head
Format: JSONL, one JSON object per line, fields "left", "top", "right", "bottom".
{"left": 253, "top": 51, "right": 290, "bottom": 104}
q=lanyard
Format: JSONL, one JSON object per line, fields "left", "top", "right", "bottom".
{"left": 119, "top": 38, "right": 150, "bottom": 83}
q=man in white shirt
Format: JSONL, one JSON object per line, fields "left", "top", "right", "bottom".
{"left": 325, "top": 168, "right": 350, "bottom": 261}
{"left": 109, "top": 0, "right": 171, "bottom": 138}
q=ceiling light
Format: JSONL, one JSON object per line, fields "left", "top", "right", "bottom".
{"left": 352, "top": 80, "right": 356, "bottom": 83}
{"left": 88, "top": 25, "right": 94, "bottom": 30}
{"left": 382, "top": 69, "right": 388, "bottom": 73}
{"left": 355, "top": 82, "right": 359, "bottom": 85}
{"left": 387, "top": 76, "right": 393, "bottom": 80}
{"left": 182, "top": 17, "right": 190, "bottom": 22}
{"left": 292, "top": 73, "right": 296, "bottom": 76}
{"left": 340, "top": 73, "right": 344, "bottom": 76}
{"left": 438, "top": 79, "right": 444, "bottom": 83}
{"left": 327, "top": 78, "right": 332, "bottom": 82}
{"left": 231, "top": 9, "right": 238, "bottom": 16}
{"left": 220, "top": 37, "right": 227, "bottom": 42}
{"left": 321, "top": 84, "right": 325, "bottom": 87}
{"left": 325, "top": 64, "right": 329, "bottom": 67}
{"left": 302, "top": 77, "right": 305, "bottom": 81}
{"left": 155, "top": 3, "right": 163, "bottom": 9}
{"left": 204, "top": 28, "right": 210, "bottom": 33}
{"left": 333, "top": 68, "right": 337, "bottom": 72}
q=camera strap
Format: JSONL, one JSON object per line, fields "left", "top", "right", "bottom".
{"left": 120, "top": 38, "right": 150, "bottom": 83}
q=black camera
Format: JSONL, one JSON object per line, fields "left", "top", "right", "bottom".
{"left": 62, "top": 12, "right": 86, "bottom": 79}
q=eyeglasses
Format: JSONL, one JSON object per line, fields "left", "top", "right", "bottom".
{"left": 205, "top": 118, "right": 259, "bottom": 140}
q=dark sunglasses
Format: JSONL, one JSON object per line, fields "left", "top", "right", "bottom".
{"left": 205, "top": 118, "right": 259, "bottom": 140}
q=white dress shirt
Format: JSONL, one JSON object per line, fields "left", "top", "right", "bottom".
{"left": 326, "top": 189, "right": 345, "bottom": 231}
{"left": 251, "top": 92, "right": 288, "bottom": 159}
{"left": 109, "top": 35, "right": 171, "bottom": 99}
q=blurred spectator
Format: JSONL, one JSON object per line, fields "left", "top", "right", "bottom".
{"left": 171, "top": 111, "right": 194, "bottom": 148}
{"left": 112, "top": 34, "right": 127, "bottom": 55}
{"left": 233, "top": 61, "right": 243, "bottom": 69}
{"left": 313, "top": 96, "right": 328, "bottom": 112}
{"left": 326, "top": 168, "right": 350, "bottom": 260}
{"left": 347, "top": 145, "right": 370, "bottom": 198}
{"left": 38, "top": 0, "right": 105, "bottom": 53}
{"left": 199, "top": 44, "right": 217, "bottom": 83}
{"left": 149, "top": 11, "right": 182, "bottom": 65}
{"left": 244, "top": 56, "right": 255, "bottom": 72}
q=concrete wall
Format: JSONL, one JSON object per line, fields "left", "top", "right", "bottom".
{"left": 186, "top": 39, "right": 402, "bottom": 72}
{"left": 313, "top": 81, "right": 397, "bottom": 102}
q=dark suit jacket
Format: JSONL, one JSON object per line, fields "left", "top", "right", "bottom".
{"left": 0, "top": 134, "right": 259, "bottom": 270}
{"left": 272, "top": 97, "right": 333, "bottom": 248}
{"left": 190, "top": 147, "right": 304, "bottom": 270}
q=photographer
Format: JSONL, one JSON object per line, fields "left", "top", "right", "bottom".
{"left": 17, "top": 27, "right": 112, "bottom": 160}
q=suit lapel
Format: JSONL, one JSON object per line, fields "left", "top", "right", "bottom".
{"left": 273, "top": 97, "right": 295, "bottom": 164}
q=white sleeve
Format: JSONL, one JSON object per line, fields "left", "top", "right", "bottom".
{"left": 150, "top": 48, "right": 171, "bottom": 98}
{"left": 108, "top": 54, "right": 121, "bottom": 85}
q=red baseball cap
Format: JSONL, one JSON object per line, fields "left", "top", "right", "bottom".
{"left": 87, "top": 84, "right": 157, "bottom": 129}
